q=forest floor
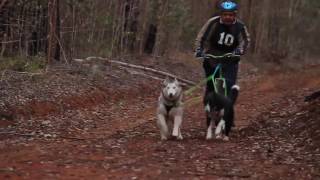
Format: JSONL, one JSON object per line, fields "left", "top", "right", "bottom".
{"left": 0, "top": 55, "right": 319, "bottom": 179}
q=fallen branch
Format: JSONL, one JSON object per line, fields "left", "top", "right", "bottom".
{"left": 119, "top": 66, "right": 190, "bottom": 87}
{"left": 73, "top": 56, "right": 196, "bottom": 86}
{"left": 1, "top": 69, "right": 44, "bottom": 76}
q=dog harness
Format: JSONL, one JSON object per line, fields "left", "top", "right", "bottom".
{"left": 161, "top": 91, "right": 181, "bottom": 115}
{"left": 165, "top": 104, "right": 174, "bottom": 114}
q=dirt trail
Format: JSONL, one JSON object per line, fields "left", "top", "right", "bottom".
{"left": 0, "top": 60, "right": 319, "bottom": 179}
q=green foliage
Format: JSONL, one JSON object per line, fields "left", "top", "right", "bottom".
{"left": 0, "top": 56, "right": 46, "bottom": 72}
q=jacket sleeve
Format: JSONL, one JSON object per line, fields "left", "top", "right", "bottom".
{"left": 237, "top": 24, "right": 250, "bottom": 55}
{"left": 194, "top": 17, "right": 219, "bottom": 50}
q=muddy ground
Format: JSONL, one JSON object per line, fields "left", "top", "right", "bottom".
{"left": 0, "top": 56, "right": 319, "bottom": 179}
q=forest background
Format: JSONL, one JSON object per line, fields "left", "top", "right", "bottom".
{"left": 0, "top": 0, "right": 319, "bottom": 70}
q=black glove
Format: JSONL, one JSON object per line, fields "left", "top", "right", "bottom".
{"left": 195, "top": 47, "right": 204, "bottom": 58}
{"left": 233, "top": 48, "right": 243, "bottom": 56}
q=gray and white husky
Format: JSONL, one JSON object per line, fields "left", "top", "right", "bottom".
{"left": 156, "top": 78, "right": 184, "bottom": 140}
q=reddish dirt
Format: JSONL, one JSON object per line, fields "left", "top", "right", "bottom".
{"left": 0, "top": 57, "right": 319, "bottom": 179}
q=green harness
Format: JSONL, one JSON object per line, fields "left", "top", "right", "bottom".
{"left": 211, "top": 64, "right": 227, "bottom": 96}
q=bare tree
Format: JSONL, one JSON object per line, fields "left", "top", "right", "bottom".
{"left": 1, "top": 0, "right": 319, "bottom": 67}
{"left": 47, "top": 0, "right": 60, "bottom": 63}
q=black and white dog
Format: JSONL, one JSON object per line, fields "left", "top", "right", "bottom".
{"left": 203, "top": 85, "right": 239, "bottom": 141}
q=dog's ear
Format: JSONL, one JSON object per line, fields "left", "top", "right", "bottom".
{"left": 173, "top": 77, "right": 180, "bottom": 86}
{"left": 174, "top": 77, "right": 179, "bottom": 84}
{"left": 163, "top": 77, "right": 170, "bottom": 86}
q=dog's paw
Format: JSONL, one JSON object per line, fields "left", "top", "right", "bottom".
{"left": 215, "top": 134, "right": 222, "bottom": 140}
{"left": 160, "top": 136, "right": 168, "bottom": 141}
{"left": 174, "top": 136, "right": 183, "bottom": 140}
{"left": 172, "top": 131, "right": 179, "bottom": 137}
{"left": 172, "top": 134, "right": 183, "bottom": 140}
{"left": 206, "top": 134, "right": 213, "bottom": 140}
{"left": 222, "top": 136, "right": 230, "bottom": 141}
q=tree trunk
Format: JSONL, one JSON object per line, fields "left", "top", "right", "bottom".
{"left": 47, "top": 0, "right": 56, "bottom": 63}
{"left": 47, "top": 0, "right": 60, "bottom": 63}
{"left": 0, "top": 0, "right": 8, "bottom": 10}
{"left": 54, "top": 0, "right": 61, "bottom": 61}
{"left": 153, "top": 0, "right": 169, "bottom": 57}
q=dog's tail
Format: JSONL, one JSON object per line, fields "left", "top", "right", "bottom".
{"left": 230, "top": 85, "right": 240, "bottom": 104}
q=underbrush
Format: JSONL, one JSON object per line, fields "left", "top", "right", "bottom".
{"left": 0, "top": 56, "right": 46, "bottom": 72}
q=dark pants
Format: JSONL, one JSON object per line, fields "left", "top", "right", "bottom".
{"left": 203, "top": 59, "right": 239, "bottom": 98}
